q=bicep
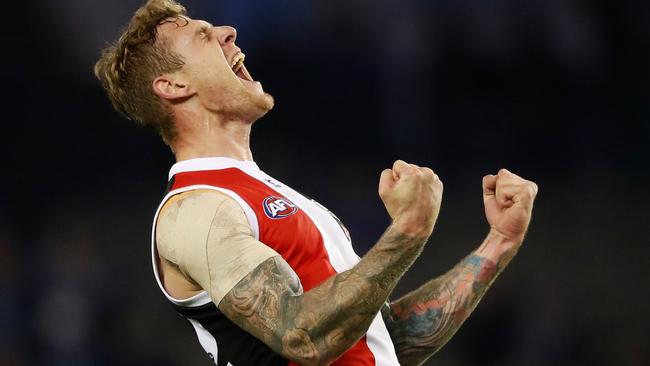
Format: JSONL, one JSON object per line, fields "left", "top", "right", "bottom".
{"left": 156, "top": 190, "right": 281, "bottom": 304}
{"left": 218, "top": 255, "right": 305, "bottom": 354}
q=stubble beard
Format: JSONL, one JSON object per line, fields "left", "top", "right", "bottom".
{"left": 222, "top": 88, "right": 275, "bottom": 124}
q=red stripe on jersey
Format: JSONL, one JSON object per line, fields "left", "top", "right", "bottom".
{"left": 172, "top": 169, "right": 376, "bottom": 366}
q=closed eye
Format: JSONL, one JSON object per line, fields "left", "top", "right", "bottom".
{"left": 198, "top": 26, "right": 210, "bottom": 40}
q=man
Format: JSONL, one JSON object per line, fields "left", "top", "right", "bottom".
{"left": 94, "top": 1, "right": 538, "bottom": 365}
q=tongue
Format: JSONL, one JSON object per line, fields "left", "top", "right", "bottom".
{"left": 236, "top": 68, "right": 249, "bottom": 81}
{"left": 235, "top": 65, "right": 264, "bottom": 94}
{"left": 240, "top": 64, "right": 257, "bottom": 82}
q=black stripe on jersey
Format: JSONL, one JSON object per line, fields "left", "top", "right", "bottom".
{"left": 165, "top": 176, "right": 176, "bottom": 195}
{"left": 173, "top": 302, "right": 289, "bottom": 366}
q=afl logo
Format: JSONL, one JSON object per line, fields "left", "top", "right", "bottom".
{"left": 263, "top": 196, "right": 299, "bottom": 219}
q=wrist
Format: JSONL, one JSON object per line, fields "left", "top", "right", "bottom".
{"left": 390, "top": 218, "right": 432, "bottom": 241}
{"left": 475, "top": 229, "right": 521, "bottom": 265}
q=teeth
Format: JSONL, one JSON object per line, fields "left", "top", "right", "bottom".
{"left": 231, "top": 52, "right": 246, "bottom": 73}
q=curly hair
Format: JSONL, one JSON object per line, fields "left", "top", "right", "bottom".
{"left": 94, "top": 0, "right": 187, "bottom": 145}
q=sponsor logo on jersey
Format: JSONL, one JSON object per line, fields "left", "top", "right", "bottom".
{"left": 263, "top": 196, "right": 299, "bottom": 219}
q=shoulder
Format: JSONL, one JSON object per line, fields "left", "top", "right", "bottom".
{"left": 158, "top": 189, "right": 249, "bottom": 227}
{"left": 159, "top": 189, "right": 233, "bottom": 218}
{"left": 156, "top": 189, "right": 250, "bottom": 259}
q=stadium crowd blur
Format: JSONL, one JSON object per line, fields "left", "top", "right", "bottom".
{"left": 2, "top": 0, "right": 649, "bottom": 365}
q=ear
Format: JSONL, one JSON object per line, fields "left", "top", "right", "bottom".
{"left": 152, "top": 74, "right": 196, "bottom": 101}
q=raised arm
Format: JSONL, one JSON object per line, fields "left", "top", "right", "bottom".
{"left": 157, "top": 160, "right": 443, "bottom": 365}
{"left": 217, "top": 161, "right": 442, "bottom": 365}
{"left": 383, "top": 169, "right": 538, "bottom": 366}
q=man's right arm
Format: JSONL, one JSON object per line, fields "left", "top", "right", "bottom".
{"left": 158, "top": 160, "right": 442, "bottom": 366}
{"left": 217, "top": 161, "right": 443, "bottom": 366}
{"left": 219, "top": 224, "right": 426, "bottom": 365}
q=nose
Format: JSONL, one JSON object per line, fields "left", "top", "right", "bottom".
{"left": 215, "top": 26, "right": 237, "bottom": 46}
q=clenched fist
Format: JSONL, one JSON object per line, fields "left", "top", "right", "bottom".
{"left": 378, "top": 160, "right": 443, "bottom": 238}
{"left": 482, "top": 169, "right": 538, "bottom": 244}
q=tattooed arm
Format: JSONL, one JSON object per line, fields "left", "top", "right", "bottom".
{"left": 383, "top": 169, "right": 539, "bottom": 366}
{"left": 220, "top": 228, "right": 424, "bottom": 365}
{"left": 216, "top": 161, "right": 444, "bottom": 366}
{"left": 383, "top": 232, "right": 518, "bottom": 365}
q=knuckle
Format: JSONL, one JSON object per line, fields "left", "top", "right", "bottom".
{"left": 435, "top": 181, "right": 443, "bottom": 192}
{"left": 498, "top": 168, "right": 509, "bottom": 177}
{"left": 522, "top": 185, "right": 535, "bottom": 197}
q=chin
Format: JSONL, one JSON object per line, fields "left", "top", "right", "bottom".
{"left": 248, "top": 91, "right": 275, "bottom": 121}
{"left": 257, "top": 92, "right": 275, "bottom": 112}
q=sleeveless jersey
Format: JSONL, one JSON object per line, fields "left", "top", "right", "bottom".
{"left": 151, "top": 157, "right": 400, "bottom": 366}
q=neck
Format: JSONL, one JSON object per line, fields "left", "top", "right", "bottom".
{"left": 172, "top": 113, "right": 255, "bottom": 162}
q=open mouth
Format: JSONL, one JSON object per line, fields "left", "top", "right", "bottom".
{"left": 229, "top": 51, "right": 265, "bottom": 95}
{"left": 231, "top": 52, "right": 253, "bottom": 82}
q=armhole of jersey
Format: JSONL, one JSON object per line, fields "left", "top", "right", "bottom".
{"left": 151, "top": 184, "right": 261, "bottom": 308}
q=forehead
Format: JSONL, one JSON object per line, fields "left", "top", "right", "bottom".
{"left": 156, "top": 16, "right": 212, "bottom": 45}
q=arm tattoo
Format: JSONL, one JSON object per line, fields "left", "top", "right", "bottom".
{"left": 384, "top": 248, "right": 515, "bottom": 366}
{"left": 219, "top": 227, "right": 427, "bottom": 366}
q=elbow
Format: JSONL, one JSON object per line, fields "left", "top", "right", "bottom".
{"left": 274, "top": 329, "right": 332, "bottom": 366}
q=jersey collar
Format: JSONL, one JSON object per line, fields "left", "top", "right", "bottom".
{"left": 169, "top": 157, "right": 261, "bottom": 180}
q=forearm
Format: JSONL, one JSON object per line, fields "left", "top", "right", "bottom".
{"left": 385, "top": 230, "right": 519, "bottom": 366}
{"left": 220, "top": 223, "right": 428, "bottom": 365}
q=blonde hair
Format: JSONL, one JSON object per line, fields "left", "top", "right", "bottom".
{"left": 94, "top": 0, "right": 187, "bottom": 145}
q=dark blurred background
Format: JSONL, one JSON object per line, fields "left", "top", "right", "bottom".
{"left": 2, "top": 0, "right": 649, "bottom": 365}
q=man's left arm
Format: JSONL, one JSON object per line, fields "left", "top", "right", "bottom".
{"left": 383, "top": 169, "right": 538, "bottom": 366}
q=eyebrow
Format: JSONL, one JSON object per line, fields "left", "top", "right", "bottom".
{"left": 195, "top": 22, "right": 214, "bottom": 36}
{"left": 159, "top": 16, "right": 190, "bottom": 28}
